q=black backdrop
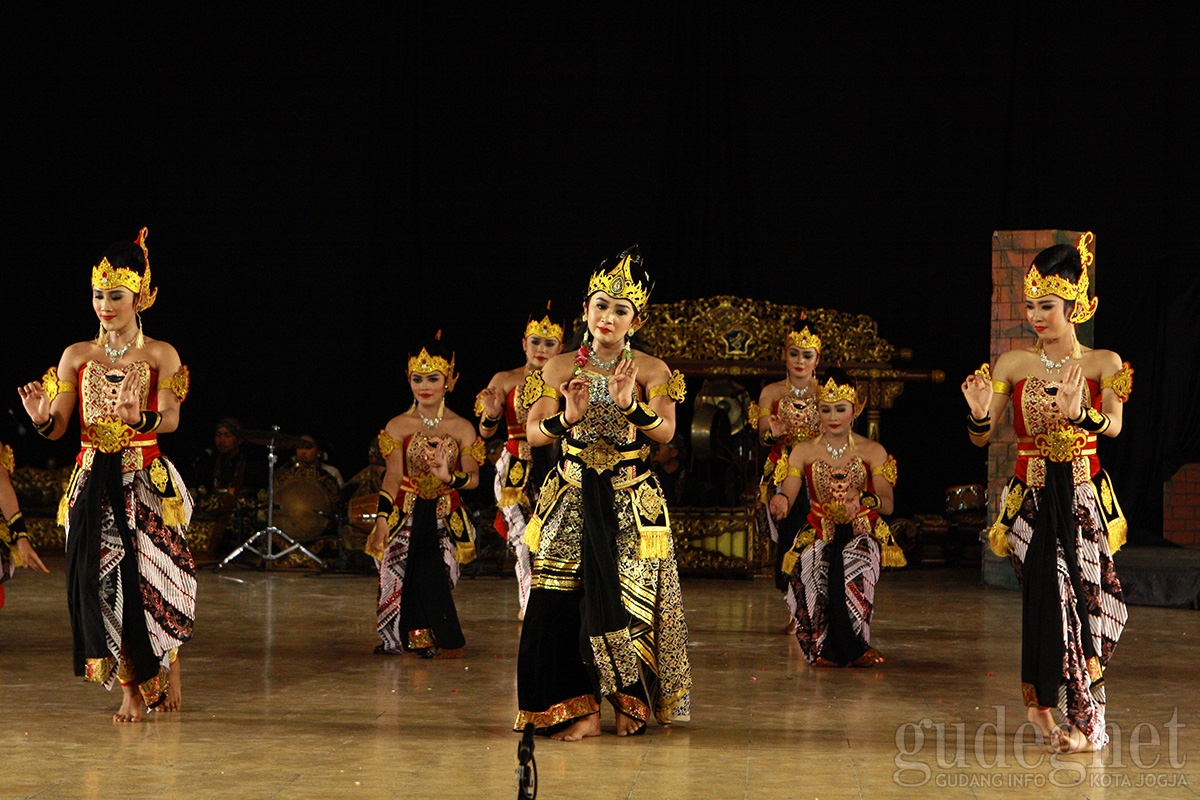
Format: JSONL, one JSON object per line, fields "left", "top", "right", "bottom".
{"left": 4, "top": 7, "right": 1196, "bottom": 541}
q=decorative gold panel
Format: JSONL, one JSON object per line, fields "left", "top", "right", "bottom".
{"left": 640, "top": 296, "right": 895, "bottom": 364}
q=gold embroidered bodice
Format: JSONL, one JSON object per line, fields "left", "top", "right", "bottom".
{"left": 79, "top": 361, "right": 154, "bottom": 425}
{"left": 776, "top": 393, "right": 821, "bottom": 445}
{"left": 405, "top": 430, "right": 461, "bottom": 477}
{"left": 570, "top": 371, "right": 637, "bottom": 447}
{"left": 808, "top": 456, "right": 868, "bottom": 505}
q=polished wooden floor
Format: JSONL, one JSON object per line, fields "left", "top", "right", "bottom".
{"left": 2, "top": 555, "right": 1197, "bottom": 799}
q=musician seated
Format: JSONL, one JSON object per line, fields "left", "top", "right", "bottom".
{"left": 291, "top": 433, "right": 344, "bottom": 488}
{"left": 190, "top": 417, "right": 267, "bottom": 501}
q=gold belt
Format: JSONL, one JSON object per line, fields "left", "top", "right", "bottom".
{"left": 82, "top": 418, "right": 155, "bottom": 454}
{"left": 563, "top": 438, "right": 648, "bottom": 473}
{"left": 1017, "top": 431, "right": 1095, "bottom": 463}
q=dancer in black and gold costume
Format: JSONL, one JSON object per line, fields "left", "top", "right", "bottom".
{"left": 773, "top": 368, "right": 902, "bottom": 667}
{"left": 514, "top": 247, "right": 692, "bottom": 741}
{"left": 475, "top": 309, "right": 563, "bottom": 618}
{"left": 367, "top": 337, "right": 484, "bottom": 657}
{"left": 962, "top": 235, "right": 1128, "bottom": 753}
{"left": 751, "top": 322, "right": 823, "bottom": 631}
{"left": 18, "top": 228, "right": 196, "bottom": 722}
{"left": 1, "top": 441, "right": 51, "bottom": 607}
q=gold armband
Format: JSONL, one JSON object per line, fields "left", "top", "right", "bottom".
{"left": 975, "top": 362, "right": 1009, "bottom": 395}
{"left": 648, "top": 370, "right": 686, "bottom": 402}
{"left": 42, "top": 366, "right": 76, "bottom": 402}
{"left": 520, "top": 370, "right": 560, "bottom": 409}
{"left": 748, "top": 401, "right": 767, "bottom": 428}
{"left": 871, "top": 454, "right": 898, "bottom": 486}
{"left": 377, "top": 429, "right": 400, "bottom": 458}
{"left": 1100, "top": 361, "right": 1133, "bottom": 402}
{"left": 772, "top": 457, "right": 801, "bottom": 486}
{"left": 161, "top": 365, "right": 190, "bottom": 402}
{"left": 467, "top": 436, "right": 487, "bottom": 465}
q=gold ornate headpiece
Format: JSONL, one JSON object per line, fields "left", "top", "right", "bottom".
{"left": 1023, "top": 231, "right": 1097, "bottom": 324}
{"left": 818, "top": 376, "right": 858, "bottom": 404}
{"left": 525, "top": 315, "right": 563, "bottom": 341}
{"left": 587, "top": 247, "right": 652, "bottom": 312}
{"left": 407, "top": 332, "right": 458, "bottom": 390}
{"left": 786, "top": 325, "right": 822, "bottom": 353}
{"left": 91, "top": 227, "right": 157, "bottom": 312}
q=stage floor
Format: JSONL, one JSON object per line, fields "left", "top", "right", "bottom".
{"left": 2, "top": 558, "right": 1196, "bottom": 799}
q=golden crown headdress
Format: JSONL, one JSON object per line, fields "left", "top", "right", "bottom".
{"left": 525, "top": 302, "right": 564, "bottom": 340}
{"left": 786, "top": 325, "right": 822, "bottom": 353}
{"left": 407, "top": 332, "right": 458, "bottom": 391}
{"left": 587, "top": 246, "right": 653, "bottom": 312}
{"left": 1023, "top": 231, "right": 1097, "bottom": 324}
{"left": 818, "top": 376, "right": 858, "bottom": 404}
{"left": 91, "top": 227, "right": 158, "bottom": 312}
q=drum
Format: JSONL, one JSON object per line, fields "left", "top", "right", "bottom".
{"left": 347, "top": 492, "right": 380, "bottom": 534}
{"left": 273, "top": 466, "right": 341, "bottom": 543}
{"left": 945, "top": 484, "right": 986, "bottom": 513}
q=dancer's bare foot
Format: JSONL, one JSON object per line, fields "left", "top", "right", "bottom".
{"left": 113, "top": 684, "right": 146, "bottom": 723}
{"left": 1054, "top": 725, "right": 1098, "bottom": 753}
{"left": 615, "top": 710, "right": 646, "bottom": 737}
{"left": 1026, "top": 706, "right": 1056, "bottom": 745}
{"left": 778, "top": 618, "right": 797, "bottom": 635}
{"left": 160, "top": 657, "right": 182, "bottom": 712}
{"left": 551, "top": 712, "right": 600, "bottom": 742}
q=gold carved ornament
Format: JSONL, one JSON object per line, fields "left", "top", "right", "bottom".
{"left": 0, "top": 445, "right": 13, "bottom": 475}
{"left": 161, "top": 365, "right": 190, "bottom": 402}
{"left": 747, "top": 401, "right": 766, "bottom": 428}
{"left": 1100, "top": 362, "right": 1134, "bottom": 402}
{"left": 377, "top": 429, "right": 400, "bottom": 458}
{"left": 42, "top": 367, "right": 77, "bottom": 402}
{"left": 637, "top": 297, "right": 894, "bottom": 363}
{"left": 473, "top": 393, "right": 487, "bottom": 418}
{"left": 1033, "top": 429, "right": 1089, "bottom": 463}
{"left": 1004, "top": 482, "right": 1026, "bottom": 518}
{"left": 648, "top": 370, "right": 687, "bottom": 403}
{"left": 871, "top": 454, "right": 898, "bottom": 487}
{"left": 85, "top": 417, "right": 135, "bottom": 454}
{"left": 1100, "top": 478, "right": 1114, "bottom": 514}
{"left": 509, "top": 459, "right": 525, "bottom": 483}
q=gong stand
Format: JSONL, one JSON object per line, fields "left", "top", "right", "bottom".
{"left": 218, "top": 426, "right": 324, "bottom": 569}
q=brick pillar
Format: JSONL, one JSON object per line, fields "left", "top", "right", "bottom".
{"left": 1164, "top": 464, "right": 1200, "bottom": 546}
{"left": 983, "top": 230, "right": 1095, "bottom": 586}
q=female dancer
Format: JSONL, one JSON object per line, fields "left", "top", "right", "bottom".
{"left": 772, "top": 368, "right": 901, "bottom": 667}
{"left": 366, "top": 337, "right": 484, "bottom": 657}
{"left": 514, "top": 247, "right": 692, "bottom": 741}
{"left": 1, "top": 441, "right": 51, "bottom": 606}
{"left": 961, "top": 237, "right": 1129, "bottom": 753}
{"left": 752, "top": 322, "right": 823, "bottom": 631}
{"left": 18, "top": 228, "right": 196, "bottom": 722}
{"left": 476, "top": 308, "right": 563, "bottom": 619}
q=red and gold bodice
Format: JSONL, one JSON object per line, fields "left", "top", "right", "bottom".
{"left": 396, "top": 429, "right": 463, "bottom": 518}
{"left": 504, "top": 385, "right": 532, "bottom": 461}
{"left": 1012, "top": 377, "right": 1101, "bottom": 487}
{"left": 804, "top": 455, "right": 880, "bottom": 540}
{"left": 775, "top": 393, "right": 821, "bottom": 447}
{"left": 76, "top": 360, "right": 161, "bottom": 472}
